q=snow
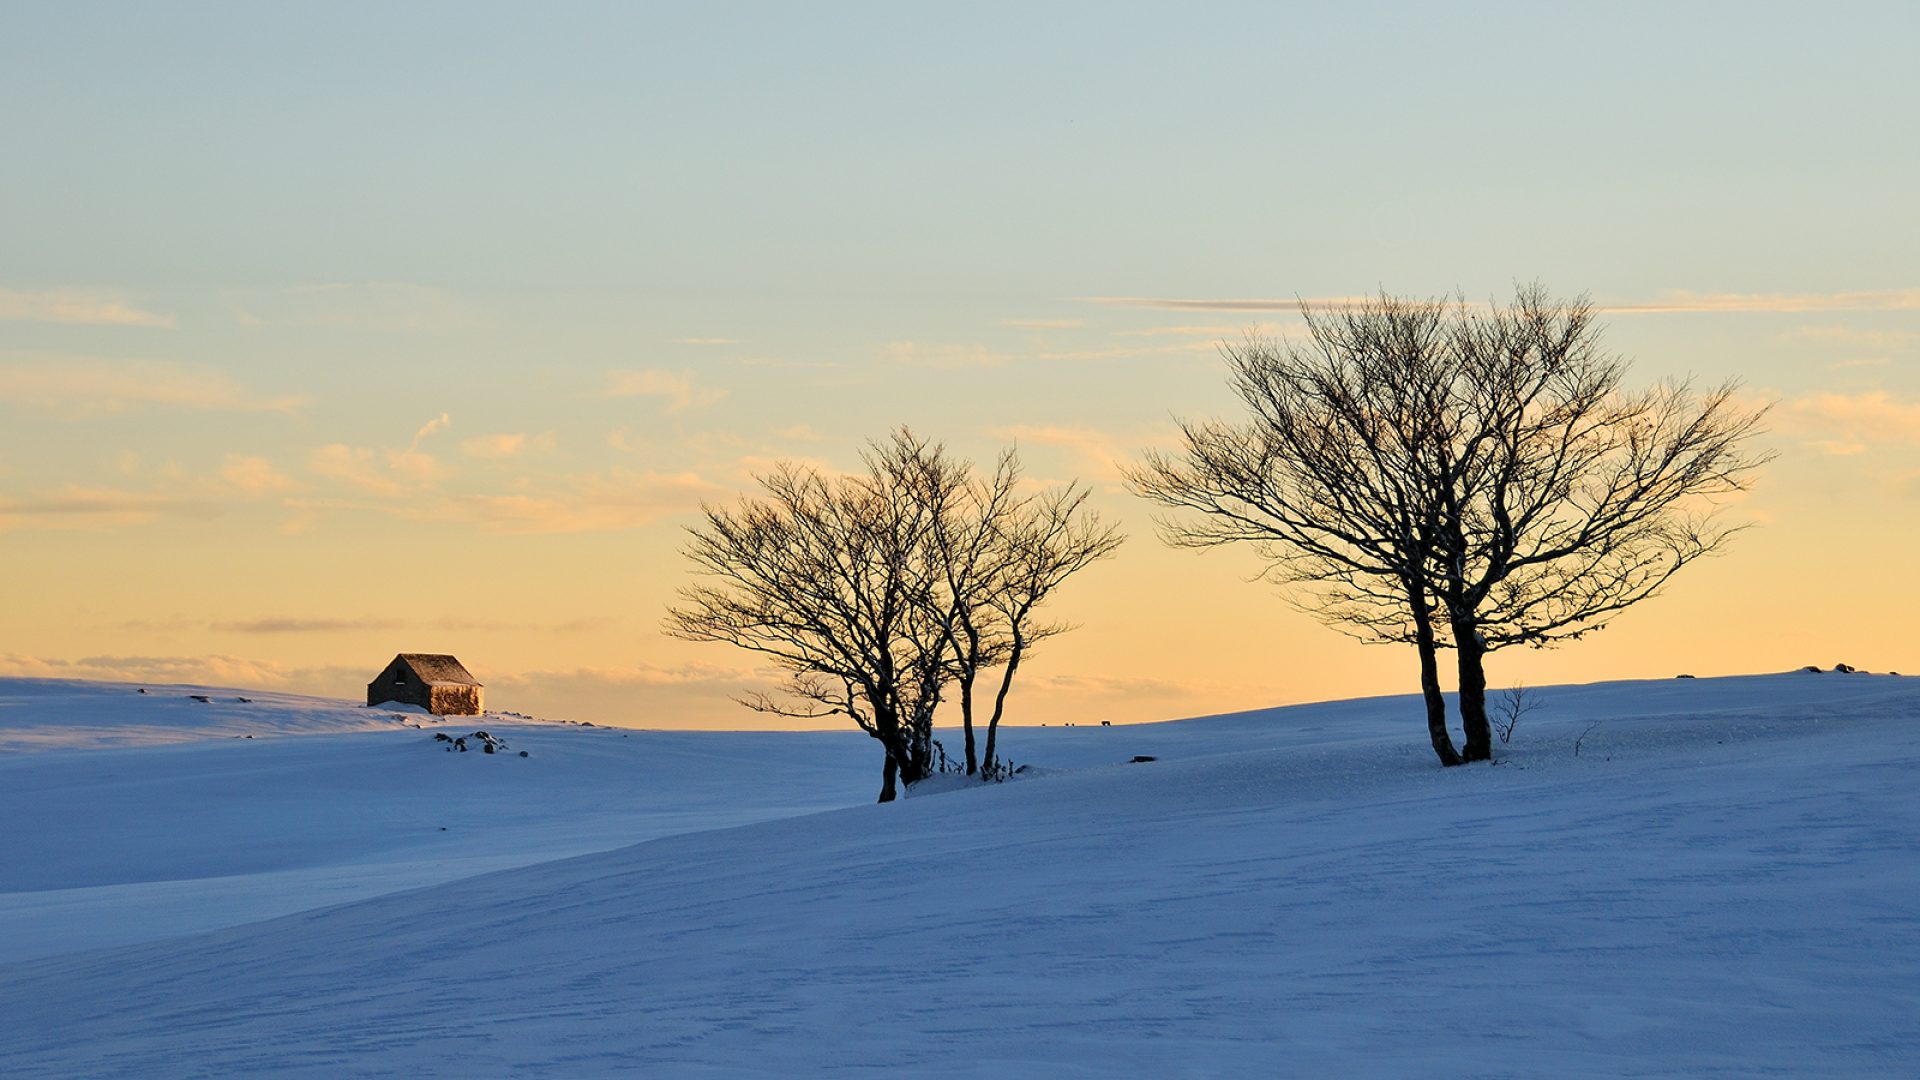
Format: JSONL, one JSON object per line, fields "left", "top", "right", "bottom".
{"left": 2, "top": 672, "right": 1917, "bottom": 1077}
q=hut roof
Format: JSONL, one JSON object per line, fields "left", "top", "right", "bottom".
{"left": 393, "top": 653, "right": 482, "bottom": 687}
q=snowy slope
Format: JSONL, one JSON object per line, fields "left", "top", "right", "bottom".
{"left": 0, "top": 679, "right": 881, "bottom": 960}
{"left": 2, "top": 673, "right": 1917, "bottom": 1077}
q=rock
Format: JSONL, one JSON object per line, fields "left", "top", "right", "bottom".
{"left": 1131, "top": 755, "right": 1157, "bottom": 763}
{"left": 1676, "top": 673, "right": 1695, "bottom": 679}
{"left": 1834, "top": 662, "right": 1857, "bottom": 674}
{"left": 519, "top": 751, "right": 529, "bottom": 758}
{"left": 1801, "top": 665, "right": 1823, "bottom": 673}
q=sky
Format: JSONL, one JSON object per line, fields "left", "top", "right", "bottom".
{"left": 3, "top": 2, "right": 1916, "bottom": 728}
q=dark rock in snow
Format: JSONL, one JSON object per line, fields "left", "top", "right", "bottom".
{"left": 1834, "top": 663, "right": 1856, "bottom": 674}
{"left": 1676, "top": 673, "right": 1696, "bottom": 679}
{"left": 1131, "top": 755, "right": 1158, "bottom": 763}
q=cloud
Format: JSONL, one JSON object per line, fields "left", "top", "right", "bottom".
{"left": 998, "top": 318, "right": 1085, "bottom": 329}
{"left": 408, "top": 412, "right": 451, "bottom": 451}
{"left": 0, "top": 485, "right": 216, "bottom": 531}
{"left": 671, "top": 337, "right": 739, "bottom": 345}
{"left": 461, "top": 432, "right": 550, "bottom": 459}
{"left": 991, "top": 424, "right": 1135, "bottom": 481}
{"left": 881, "top": 341, "right": 1014, "bottom": 368}
{"left": 428, "top": 469, "right": 721, "bottom": 534}
{"left": 1022, "top": 671, "right": 1271, "bottom": 701}
{"left": 1117, "top": 321, "right": 1303, "bottom": 339}
{"left": 1794, "top": 325, "right": 1919, "bottom": 349}
{"left": 1778, "top": 390, "right": 1920, "bottom": 451}
{"left": 211, "top": 617, "right": 405, "bottom": 634}
{"left": 219, "top": 454, "right": 298, "bottom": 495}
{"left": 604, "top": 369, "right": 729, "bottom": 413}
{"left": 225, "top": 282, "right": 481, "bottom": 333}
{"left": 0, "top": 287, "right": 175, "bottom": 328}
{"left": 493, "top": 660, "right": 753, "bottom": 690}
{"left": 1603, "top": 289, "right": 1920, "bottom": 314}
{"left": 0, "top": 652, "right": 366, "bottom": 694}
{"left": 309, "top": 444, "right": 444, "bottom": 496}
{"left": 1084, "top": 289, "right": 1920, "bottom": 317}
{"left": 1080, "top": 295, "right": 1362, "bottom": 312}
{"left": 0, "top": 358, "right": 304, "bottom": 417}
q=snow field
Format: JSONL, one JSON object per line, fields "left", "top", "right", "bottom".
{"left": 1, "top": 673, "right": 1916, "bottom": 1077}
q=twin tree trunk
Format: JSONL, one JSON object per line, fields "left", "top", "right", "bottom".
{"left": 1408, "top": 588, "right": 1463, "bottom": 767}
{"left": 1452, "top": 616, "right": 1492, "bottom": 762}
{"left": 869, "top": 702, "right": 931, "bottom": 804}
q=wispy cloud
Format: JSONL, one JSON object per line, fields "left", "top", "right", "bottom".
{"left": 991, "top": 423, "right": 1153, "bottom": 482}
{"left": 882, "top": 341, "right": 1013, "bottom": 368}
{"left": 225, "top": 282, "right": 482, "bottom": 334}
{"left": 461, "top": 432, "right": 555, "bottom": 459}
{"left": 0, "top": 287, "right": 175, "bottom": 328}
{"left": 0, "top": 485, "right": 216, "bottom": 532}
{"left": 219, "top": 454, "right": 298, "bottom": 495}
{"left": 493, "top": 659, "right": 753, "bottom": 690}
{"left": 1084, "top": 289, "right": 1920, "bottom": 317}
{"left": 0, "top": 652, "right": 304, "bottom": 688}
{"left": 0, "top": 358, "right": 304, "bottom": 417}
{"left": 1777, "top": 390, "right": 1920, "bottom": 452}
{"left": 1604, "top": 288, "right": 1920, "bottom": 314}
{"left": 1080, "top": 295, "right": 1361, "bottom": 312}
{"left": 408, "top": 412, "right": 451, "bottom": 451}
{"left": 1794, "top": 325, "right": 1919, "bottom": 348}
{"left": 604, "top": 369, "right": 729, "bottom": 413}
{"left": 998, "top": 318, "right": 1085, "bottom": 329}
{"left": 415, "top": 470, "right": 721, "bottom": 534}
{"left": 309, "top": 444, "right": 444, "bottom": 497}
{"left": 211, "top": 617, "right": 405, "bottom": 634}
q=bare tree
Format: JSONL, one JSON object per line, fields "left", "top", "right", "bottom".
{"left": 1127, "top": 296, "right": 1470, "bottom": 766}
{"left": 1429, "top": 286, "right": 1770, "bottom": 759}
{"left": 975, "top": 482, "right": 1125, "bottom": 777}
{"left": 1130, "top": 287, "right": 1768, "bottom": 766}
{"left": 667, "top": 430, "right": 1120, "bottom": 798}
{"left": 665, "top": 431, "right": 960, "bottom": 802}
{"left": 925, "top": 451, "right": 1021, "bottom": 776}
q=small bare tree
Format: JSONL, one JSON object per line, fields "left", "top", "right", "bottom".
{"left": 666, "top": 431, "right": 960, "bottom": 802}
{"left": 975, "top": 482, "right": 1125, "bottom": 778}
{"left": 1491, "top": 684, "right": 1535, "bottom": 746}
{"left": 668, "top": 430, "right": 1120, "bottom": 799}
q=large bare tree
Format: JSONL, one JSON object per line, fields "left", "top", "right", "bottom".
{"left": 1127, "top": 296, "right": 1469, "bottom": 765}
{"left": 1131, "top": 288, "right": 1768, "bottom": 765}
{"left": 1430, "top": 287, "right": 1770, "bottom": 758}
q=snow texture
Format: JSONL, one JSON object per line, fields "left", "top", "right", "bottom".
{"left": 1, "top": 672, "right": 1916, "bottom": 1077}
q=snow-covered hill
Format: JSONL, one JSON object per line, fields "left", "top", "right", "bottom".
{"left": 2, "top": 672, "right": 1916, "bottom": 1077}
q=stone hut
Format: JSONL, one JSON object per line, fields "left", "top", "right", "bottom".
{"left": 367, "top": 653, "right": 484, "bottom": 716}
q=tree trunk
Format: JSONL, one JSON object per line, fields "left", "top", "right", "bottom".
{"left": 877, "top": 752, "right": 898, "bottom": 803}
{"left": 1411, "top": 602, "right": 1463, "bottom": 767}
{"left": 980, "top": 641, "right": 1023, "bottom": 777}
{"left": 959, "top": 671, "right": 978, "bottom": 775}
{"left": 1453, "top": 617, "right": 1492, "bottom": 762}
